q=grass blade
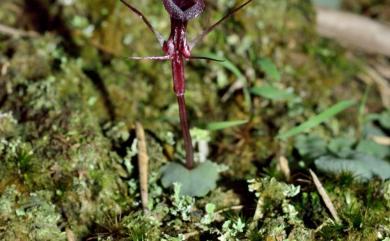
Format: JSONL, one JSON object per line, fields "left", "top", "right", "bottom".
{"left": 278, "top": 100, "right": 355, "bottom": 140}
{"left": 258, "top": 58, "right": 281, "bottom": 82}
{"left": 207, "top": 120, "right": 248, "bottom": 131}
{"left": 250, "top": 85, "right": 294, "bottom": 101}
{"left": 200, "top": 52, "right": 251, "bottom": 111}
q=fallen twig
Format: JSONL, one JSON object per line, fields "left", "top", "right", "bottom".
{"left": 362, "top": 65, "right": 390, "bottom": 108}
{"left": 309, "top": 169, "right": 341, "bottom": 223}
{"left": 66, "top": 228, "right": 76, "bottom": 241}
{"left": 374, "top": 63, "right": 390, "bottom": 80}
{"left": 316, "top": 7, "right": 390, "bottom": 57}
{"left": 136, "top": 122, "right": 149, "bottom": 212}
{"left": 215, "top": 205, "right": 244, "bottom": 215}
{"left": 277, "top": 156, "right": 291, "bottom": 181}
{"left": 371, "top": 136, "right": 390, "bottom": 146}
{"left": 0, "top": 23, "right": 38, "bottom": 38}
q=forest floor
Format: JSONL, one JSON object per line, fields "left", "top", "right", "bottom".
{"left": 0, "top": 0, "right": 389, "bottom": 240}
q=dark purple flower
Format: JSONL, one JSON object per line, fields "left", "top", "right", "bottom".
{"left": 162, "top": 0, "right": 205, "bottom": 21}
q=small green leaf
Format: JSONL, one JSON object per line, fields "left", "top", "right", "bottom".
{"left": 362, "top": 122, "right": 386, "bottom": 137}
{"left": 205, "top": 203, "right": 216, "bottom": 214}
{"left": 258, "top": 58, "right": 281, "bottom": 81}
{"left": 207, "top": 120, "right": 248, "bottom": 131}
{"left": 161, "top": 161, "right": 220, "bottom": 197}
{"left": 379, "top": 109, "right": 390, "bottom": 129}
{"left": 328, "top": 137, "right": 355, "bottom": 158}
{"left": 201, "top": 53, "right": 243, "bottom": 78}
{"left": 250, "top": 85, "right": 293, "bottom": 101}
{"left": 278, "top": 100, "right": 355, "bottom": 140}
{"left": 356, "top": 139, "right": 390, "bottom": 159}
{"left": 294, "top": 135, "right": 327, "bottom": 159}
{"left": 314, "top": 153, "right": 390, "bottom": 180}
{"left": 200, "top": 52, "right": 251, "bottom": 111}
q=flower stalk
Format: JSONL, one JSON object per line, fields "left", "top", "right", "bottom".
{"left": 120, "top": 0, "right": 253, "bottom": 169}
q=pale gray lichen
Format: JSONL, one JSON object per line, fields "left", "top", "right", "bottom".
{"left": 169, "top": 183, "right": 195, "bottom": 221}
{"left": 0, "top": 186, "right": 66, "bottom": 241}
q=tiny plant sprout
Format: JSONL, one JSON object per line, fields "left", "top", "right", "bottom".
{"left": 120, "top": 0, "right": 252, "bottom": 195}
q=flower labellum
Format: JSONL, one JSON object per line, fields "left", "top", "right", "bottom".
{"left": 162, "top": 0, "right": 205, "bottom": 21}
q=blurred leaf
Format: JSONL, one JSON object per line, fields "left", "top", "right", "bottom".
{"left": 201, "top": 52, "right": 251, "bottom": 111}
{"left": 356, "top": 139, "right": 390, "bottom": 159}
{"left": 161, "top": 161, "right": 220, "bottom": 197}
{"left": 295, "top": 135, "right": 327, "bottom": 159}
{"left": 206, "top": 120, "right": 248, "bottom": 131}
{"left": 202, "top": 53, "right": 243, "bottom": 79}
{"left": 362, "top": 122, "right": 386, "bottom": 137}
{"left": 278, "top": 100, "right": 355, "bottom": 140}
{"left": 312, "top": 0, "right": 342, "bottom": 9}
{"left": 379, "top": 109, "right": 390, "bottom": 130}
{"left": 366, "top": 109, "right": 390, "bottom": 131}
{"left": 258, "top": 58, "right": 281, "bottom": 82}
{"left": 328, "top": 137, "right": 355, "bottom": 158}
{"left": 315, "top": 153, "right": 390, "bottom": 180}
{"left": 250, "top": 85, "right": 294, "bottom": 101}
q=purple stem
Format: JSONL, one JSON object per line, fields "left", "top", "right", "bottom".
{"left": 170, "top": 19, "right": 194, "bottom": 169}
{"left": 177, "top": 95, "right": 194, "bottom": 169}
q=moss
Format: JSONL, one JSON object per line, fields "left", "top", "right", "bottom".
{"left": 0, "top": 186, "right": 66, "bottom": 241}
{"left": 0, "top": 0, "right": 388, "bottom": 240}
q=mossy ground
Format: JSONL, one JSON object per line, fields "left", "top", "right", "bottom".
{"left": 0, "top": 0, "right": 389, "bottom": 240}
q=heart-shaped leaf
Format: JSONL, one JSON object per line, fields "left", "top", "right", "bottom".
{"left": 314, "top": 153, "right": 390, "bottom": 180}
{"left": 294, "top": 135, "right": 327, "bottom": 159}
{"left": 161, "top": 161, "right": 220, "bottom": 197}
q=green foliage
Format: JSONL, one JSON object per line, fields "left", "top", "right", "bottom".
{"left": 206, "top": 120, "right": 248, "bottom": 131}
{"left": 356, "top": 139, "right": 390, "bottom": 159}
{"left": 257, "top": 58, "right": 281, "bottom": 82}
{"left": 0, "top": 186, "right": 66, "bottom": 241}
{"left": 377, "top": 109, "right": 390, "bottom": 130}
{"left": 315, "top": 153, "right": 390, "bottom": 180}
{"left": 161, "top": 161, "right": 220, "bottom": 197}
{"left": 200, "top": 52, "right": 251, "bottom": 110}
{"left": 0, "top": 112, "right": 17, "bottom": 138}
{"left": 216, "top": 218, "right": 246, "bottom": 241}
{"left": 295, "top": 135, "right": 327, "bottom": 159}
{"left": 200, "top": 203, "right": 216, "bottom": 225}
{"left": 278, "top": 100, "right": 356, "bottom": 140}
{"left": 328, "top": 137, "right": 355, "bottom": 158}
{"left": 367, "top": 109, "right": 390, "bottom": 130}
{"left": 250, "top": 85, "right": 294, "bottom": 101}
{"left": 121, "top": 212, "right": 161, "bottom": 241}
{"left": 0, "top": 0, "right": 388, "bottom": 240}
{"left": 248, "top": 178, "right": 309, "bottom": 240}
{"left": 169, "top": 183, "right": 195, "bottom": 220}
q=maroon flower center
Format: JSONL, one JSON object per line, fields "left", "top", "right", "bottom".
{"left": 162, "top": 0, "right": 205, "bottom": 21}
{"left": 174, "top": 0, "right": 196, "bottom": 11}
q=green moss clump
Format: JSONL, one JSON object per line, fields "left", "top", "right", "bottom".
{"left": 0, "top": 186, "right": 66, "bottom": 241}
{"left": 0, "top": 0, "right": 388, "bottom": 240}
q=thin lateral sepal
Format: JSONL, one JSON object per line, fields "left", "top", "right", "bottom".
{"left": 127, "top": 55, "right": 171, "bottom": 61}
{"left": 188, "top": 0, "right": 253, "bottom": 50}
{"left": 188, "top": 56, "right": 225, "bottom": 62}
{"left": 120, "top": 0, "right": 165, "bottom": 47}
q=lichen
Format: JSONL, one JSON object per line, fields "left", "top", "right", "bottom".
{"left": 0, "top": 186, "right": 66, "bottom": 241}
{"left": 0, "top": 0, "right": 388, "bottom": 240}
